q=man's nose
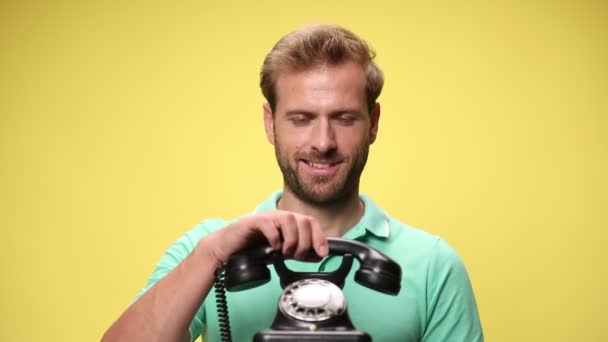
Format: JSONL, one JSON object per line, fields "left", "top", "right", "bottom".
{"left": 311, "top": 119, "right": 337, "bottom": 154}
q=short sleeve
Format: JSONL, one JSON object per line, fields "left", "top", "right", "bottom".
{"left": 132, "top": 219, "right": 229, "bottom": 341}
{"left": 422, "top": 238, "right": 484, "bottom": 342}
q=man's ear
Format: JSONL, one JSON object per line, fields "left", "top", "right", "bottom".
{"left": 263, "top": 103, "right": 275, "bottom": 145}
{"left": 369, "top": 102, "right": 381, "bottom": 144}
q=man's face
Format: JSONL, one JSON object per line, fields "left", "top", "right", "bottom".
{"left": 263, "top": 61, "right": 380, "bottom": 206}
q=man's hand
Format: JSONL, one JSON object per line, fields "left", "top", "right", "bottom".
{"left": 199, "top": 210, "right": 329, "bottom": 267}
{"left": 102, "top": 210, "right": 328, "bottom": 342}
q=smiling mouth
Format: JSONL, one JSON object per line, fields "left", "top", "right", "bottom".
{"left": 302, "top": 160, "right": 341, "bottom": 169}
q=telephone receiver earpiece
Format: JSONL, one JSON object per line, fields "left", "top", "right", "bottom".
{"left": 329, "top": 238, "right": 401, "bottom": 295}
{"left": 223, "top": 237, "right": 401, "bottom": 295}
{"left": 222, "top": 244, "right": 275, "bottom": 292}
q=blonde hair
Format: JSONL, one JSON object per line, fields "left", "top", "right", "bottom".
{"left": 260, "top": 24, "right": 384, "bottom": 113}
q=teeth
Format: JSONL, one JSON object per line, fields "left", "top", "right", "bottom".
{"left": 308, "top": 162, "right": 331, "bottom": 169}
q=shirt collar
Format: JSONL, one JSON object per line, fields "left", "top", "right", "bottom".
{"left": 253, "top": 190, "right": 390, "bottom": 239}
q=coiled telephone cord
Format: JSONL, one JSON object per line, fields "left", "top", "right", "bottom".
{"left": 214, "top": 268, "right": 233, "bottom": 342}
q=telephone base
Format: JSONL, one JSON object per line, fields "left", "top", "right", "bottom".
{"left": 254, "top": 330, "right": 371, "bottom": 341}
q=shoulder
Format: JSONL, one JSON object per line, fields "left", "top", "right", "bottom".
{"left": 385, "top": 216, "right": 474, "bottom": 294}
{"left": 372, "top": 214, "right": 469, "bottom": 280}
{"left": 375, "top": 216, "right": 444, "bottom": 258}
{"left": 359, "top": 195, "right": 447, "bottom": 257}
{"left": 152, "top": 217, "right": 236, "bottom": 268}
{"left": 133, "top": 217, "right": 235, "bottom": 302}
{"left": 185, "top": 218, "right": 234, "bottom": 242}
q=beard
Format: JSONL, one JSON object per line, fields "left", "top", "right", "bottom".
{"left": 274, "top": 135, "right": 370, "bottom": 207}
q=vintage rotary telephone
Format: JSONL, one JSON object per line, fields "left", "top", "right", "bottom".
{"left": 214, "top": 237, "right": 402, "bottom": 341}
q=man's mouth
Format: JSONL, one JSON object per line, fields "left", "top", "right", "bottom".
{"left": 305, "top": 161, "right": 335, "bottom": 169}
{"left": 300, "top": 160, "right": 342, "bottom": 175}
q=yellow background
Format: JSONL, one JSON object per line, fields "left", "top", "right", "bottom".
{"left": 1, "top": 1, "right": 606, "bottom": 341}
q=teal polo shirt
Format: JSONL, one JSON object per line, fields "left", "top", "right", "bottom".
{"left": 135, "top": 191, "right": 483, "bottom": 341}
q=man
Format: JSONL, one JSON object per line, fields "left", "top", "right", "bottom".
{"left": 102, "top": 24, "right": 483, "bottom": 342}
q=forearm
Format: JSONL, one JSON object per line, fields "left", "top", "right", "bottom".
{"left": 102, "top": 243, "right": 220, "bottom": 342}
{"left": 102, "top": 211, "right": 328, "bottom": 341}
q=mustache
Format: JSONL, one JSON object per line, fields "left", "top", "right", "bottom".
{"left": 296, "top": 150, "right": 344, "bottom": 161}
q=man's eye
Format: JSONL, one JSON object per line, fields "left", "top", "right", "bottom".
{"left": 289, "top": 115, "right": 311, "bottom": 125}
{"left": 337, "top": 115, "right": 356, "bottom": 125}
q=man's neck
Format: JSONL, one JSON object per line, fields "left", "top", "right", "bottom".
{"left": 277, "top": 188, "right": 364, "bottom": 237}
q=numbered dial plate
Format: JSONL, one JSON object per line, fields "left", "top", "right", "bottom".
{"left": 279, "top": 279, "right": 346, "bottom": 322}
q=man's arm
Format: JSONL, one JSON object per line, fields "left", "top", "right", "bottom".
{"left": 101, "top": 211, "right": 328, "bottom": 342}
{"left": 102, "top": 240, "right": 215, "bottom": 342}
{"left": 422, "top": 238, "right": 484, "bottom": 342}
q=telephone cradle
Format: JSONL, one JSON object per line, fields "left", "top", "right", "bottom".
{"left": 215, "top": 237, "right": 402, "bottom": 342}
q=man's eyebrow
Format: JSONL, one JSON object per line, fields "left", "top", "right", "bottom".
{"left": 284, "top": 110, "right": 316, "bottom": 116}
{"left": 334, "top": 109, "right": 365, "bottom": 115}
{"left": 283, "top": 108, "right": 365, "bottom": 116}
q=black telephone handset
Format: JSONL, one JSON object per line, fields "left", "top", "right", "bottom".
{"left": 215, "top": 237, "right": 402, "bottom": 342}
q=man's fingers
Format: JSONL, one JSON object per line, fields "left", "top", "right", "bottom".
{"left": 275, "top": 212, "right": 298, "bottom": 257}
{"left": 251, "top": 217, "right": 282, "bottom": 251}
{"left": 294, "top": 216, "right": 312, "bottom": 259}
{"left": 230, "top": 210, "right": 327, "bottom": 262}
{"left": 310, "top": 217, "right": 328, "bottom": 257}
